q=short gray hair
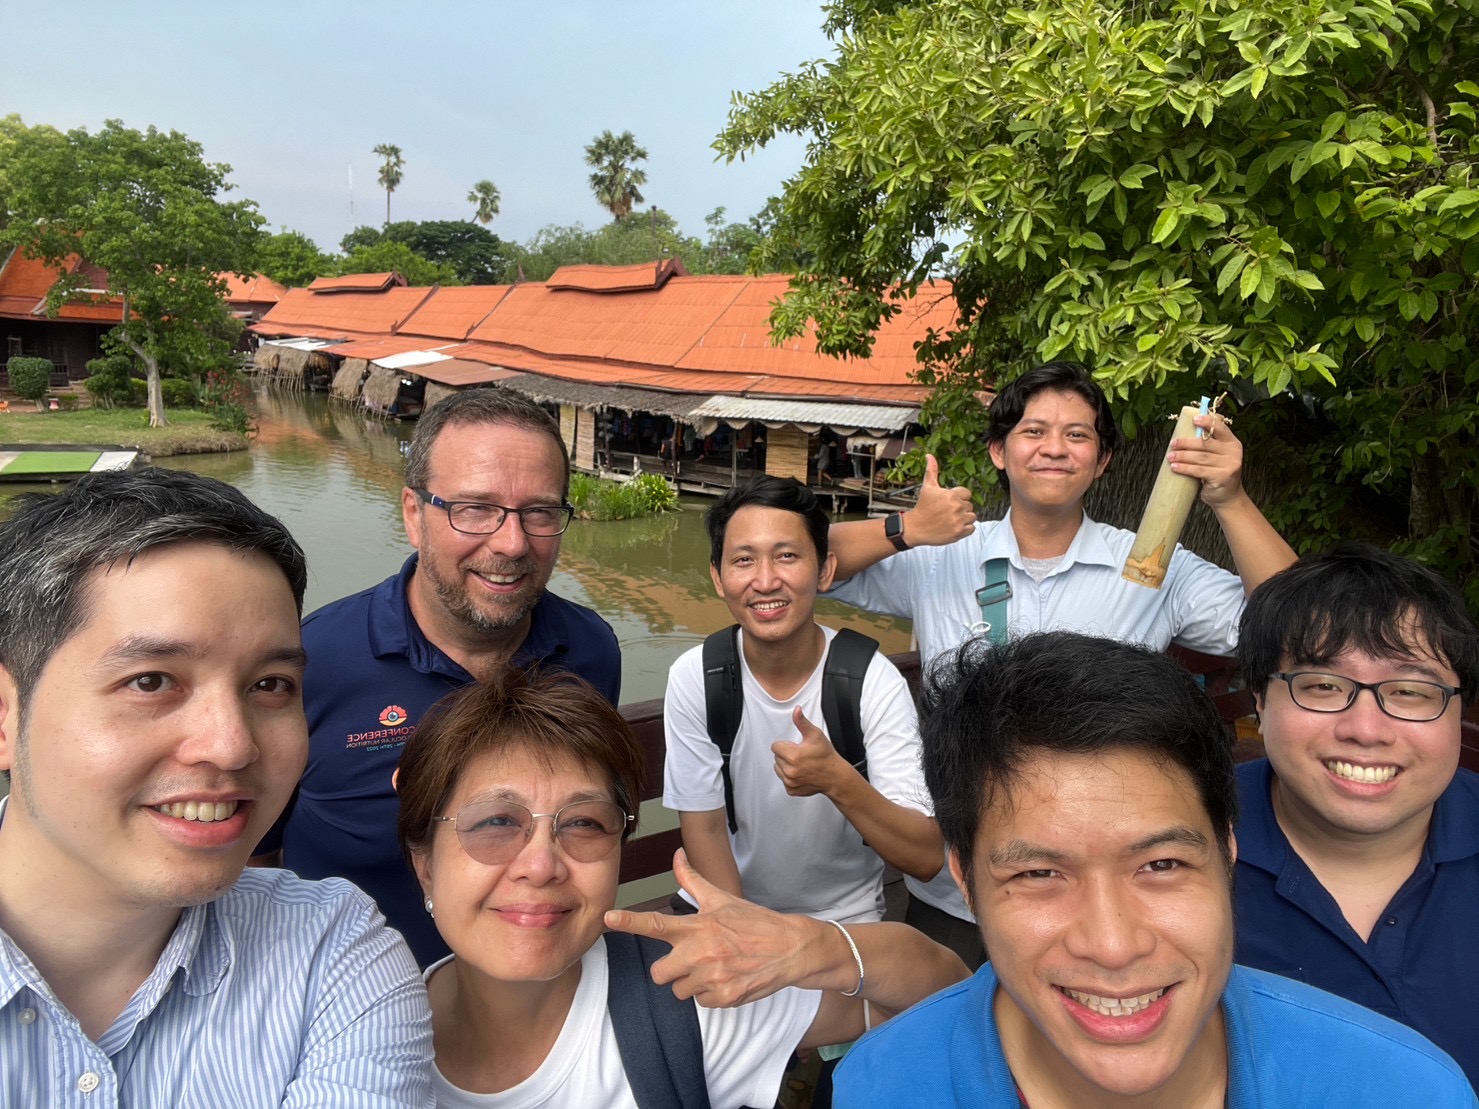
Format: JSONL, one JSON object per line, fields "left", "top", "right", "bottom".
{"left": 0, "top": 468, "right": 307, "bottom": 697}
{"left": 404, "top": 387, "right": 570, "bottom": 497}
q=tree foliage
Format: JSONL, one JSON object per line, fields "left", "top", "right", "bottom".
{"left": 339, "top": 220, "right": 507, "bottom": 284}
{"left": 7, "top": 357, "right": 53, "bottom": 404}
{"left": 0, "top": 118, "right": 261, "bottom": 427}
{"left": 339, "top": 240, "right": 460, "bottom": 286}
{"left": 468, "top": 179, "right": 501, "bottom": 225}
{"left": 584, "top": 130, "right": 650, "bottom": 221}
{"left": 256, "top": 228, "right": 335, "bottom": 287}
{"left": 373, "top": 142, "right": 405, "bottom": 225}
{"left": 720, "top": 0, "right": 1479, "bottom": 602}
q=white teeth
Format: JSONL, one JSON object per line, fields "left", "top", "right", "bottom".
{"left": 752, "top": 601, "right": 786, "bottom": 611}
{"left": 156, "top": 801, "right": 239, "bottom": 822}
{"left": 1062, "top": 987, "right": 1167, "bottom": 1017}
{"left": 1326, "top": 760, "right": 1398, "bottom": 784}
{"left": 477, "top": 572, "right": 520, "bottom": 584}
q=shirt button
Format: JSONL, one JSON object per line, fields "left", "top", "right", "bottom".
{"left": 1386, "top": 917, "right": 1398, "bottom": 926}
{"left": 17, "top": 1007, "right": 36, "bottom": 1025}
{"left": 77, "top": 1072, "right": 100, "bottom": 1093}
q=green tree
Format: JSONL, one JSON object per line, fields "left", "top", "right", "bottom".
{"left": 256, "top": 228, "right": 334, "bottom": 287}
{"left": 339, "top": 240, "right": 460, "bottom": 286}
{"left": 468, "top": 179, "right": 501, "bottom": 225}
{"left": 373, "top": 142, "right": 405, "bottom": 225}
{"left": 584, "top": 130, "right": 650, "bottom": 221}
{"left": 701, "top": 206, "right": 765, "bottom": 274}
{"left": 1, "top": 119, "right": 262, "bottom": 427}
{"left": 719, "top": 0, "right": 1479, "bottom": 600}
{"left": 339, "top": 220, "right": 507, "bottom": 284}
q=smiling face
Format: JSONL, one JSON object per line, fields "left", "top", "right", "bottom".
{"left": 402, "top": 420, "right": 567, "bottom": 643}
{"left": 988, "top": 389, "right": 1111, "bottom": 515}
{"left": 0, "top": 544, "right": 307, "bottom": 913}
{"left": 710, "top": 504, "right": 836, "bottom": 649}
{"left": 957, "top": 748, "right": 1233, "bottom": 1103}
{"left": 1257, "top": 643, "right": 1462, "bottom": 848}
{"left": 412, "top": 744, "right": 621, "bottom": 987}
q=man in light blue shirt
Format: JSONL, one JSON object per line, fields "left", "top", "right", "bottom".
{"left": 0, "top": 469, "right": 432, "bottom": 1106}
{"left": 827, "top": 361, "right": 1296, "bottom": 959}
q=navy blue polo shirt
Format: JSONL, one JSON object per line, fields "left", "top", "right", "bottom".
{"left": 1235, "top": 758, "right": 1479, "bottom": 1089}
{"left": 259, "top": 555, "right": 621, "bottom": 966}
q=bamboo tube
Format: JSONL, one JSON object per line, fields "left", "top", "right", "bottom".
{"left": 1122, "top": 405, "right": 1202, "bottom": 589}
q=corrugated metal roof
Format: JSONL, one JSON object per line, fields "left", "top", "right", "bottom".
{"left": 261, "top": 337, "right": 344, "bottom": 351}
{"left": 411, "top": 360, "right": 522, "bottom": 387}
{"left": 374, "top": 349, "right": 453, "bottom": 370}
{"left": 494, "top": 372, "right": 708, "bottom": 419}
{"left": 686, "top": 396, "right": 919, "bottom": 434}
{"left": 307, "top": 272, "right": 406, "bottom": 293}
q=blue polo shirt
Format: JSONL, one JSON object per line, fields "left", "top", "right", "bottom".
{"left": 259, "top": 556, "right": 621, "bottom": 966}
{"left": 1235, "top": 758, "right": 1479, "bottom": 1090}
{"left": 835, "top": 963, "right": 1475, "bottom": 1106}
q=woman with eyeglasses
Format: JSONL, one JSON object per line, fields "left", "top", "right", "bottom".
{"left": 395, "top": 669, "right": 967, "bottom": 1108}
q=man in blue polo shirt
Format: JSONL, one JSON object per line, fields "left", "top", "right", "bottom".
{"left": 836, "top": 632, "right": 1473, "bottom": 1107}
{"left": 254, "top": 388, "right": 620, "bottom": 965}
{"left": 1233, "top": 545, "right": 1479, "bottom": 1089}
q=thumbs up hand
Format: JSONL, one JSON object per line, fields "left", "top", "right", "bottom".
{"left": 604, "top": 849, "right": 828, "bottom": 1007}
{"left": 903, "top": 454, "right": 976, "bottom": 548}
{"left": 772, "top": 707, "right": 846, "bottom": 798}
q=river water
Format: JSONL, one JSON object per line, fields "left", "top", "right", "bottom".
{"left": 86, "top": 388, "right": 915, "bottom": 704}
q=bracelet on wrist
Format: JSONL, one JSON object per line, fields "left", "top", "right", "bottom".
{"left": 827, "top": 919, "right": 865, "bottom": 997}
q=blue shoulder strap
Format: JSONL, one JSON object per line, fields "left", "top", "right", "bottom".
{"left": 975, "top": 557, "right": 1011, "bottom": 646}
{"left": 605, "top": 932, "right": 712, "bottom": 1109}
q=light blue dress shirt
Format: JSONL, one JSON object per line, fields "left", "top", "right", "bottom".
{"left": 0, "top": 859, "right": 433, "bottom": 1107}
{"left": 829, "top": 511, "right": 1246, "bottom": 921}
{"left": 829, "top": 510, "right": 1245, "bottom": 668}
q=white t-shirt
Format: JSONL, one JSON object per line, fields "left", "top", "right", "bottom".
{"left": 425, "top": 937, "right": 820, "bottom": 1109}
{"left": 663, "top": 625, "right": 932, "bottom": 923}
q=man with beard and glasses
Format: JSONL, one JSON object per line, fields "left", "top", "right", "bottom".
{"left": 254, "top": 388, "right": 619, "bottom": 965}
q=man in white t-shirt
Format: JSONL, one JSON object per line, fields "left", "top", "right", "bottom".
{"left": 664, "top": 476, "right": 942, "bottom": 924}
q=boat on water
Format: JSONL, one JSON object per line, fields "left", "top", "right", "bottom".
{"left": 0, "top": 443, "right": 141, "bottom": 483}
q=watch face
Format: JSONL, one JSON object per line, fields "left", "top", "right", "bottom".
{"left": 886, "top": 513, "right": 902, "bottom": 538}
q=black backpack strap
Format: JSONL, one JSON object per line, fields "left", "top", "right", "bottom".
{"left": 605, "top": 932, "right": 712, "bottom": 1109}
{"left": 701, "top": 625, "right": 744, "bottom": 834}
{"left": 820, "top": 628, "right": 880, "bottom": 781}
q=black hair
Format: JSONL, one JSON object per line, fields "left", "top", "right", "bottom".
{"left": 986, "top": 360, "right": 1123, "bottom": 462}
{"left": 1239, "top": 543, "right": 1479, "bottom": 704}
{"left": 705, "top": 475, "right": 830, "bottom": 567}
{"left": 919, "top": 631, "right": 1236, "bottom": 893}
{"left": 0, "top": 467, "right": 307, "bottom": 697}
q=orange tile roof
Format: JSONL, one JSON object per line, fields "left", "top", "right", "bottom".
{"left": 397, "top": 284, "right": 514, "bottom": 340}
{"left": 254, "top": 286, "right": 438, "bottom": 338}
{"left": 0, "top": 250, "right": 124, "bottom": 323}
{"left": 319, "top": 336, "right": 452, "bottom": 361}
{"left": 307, "top": 272, "right": 407, "bottom": 293}
{"left": 546, "top": 258, "right": 687, "bottom": 292}
{"left": 218, "top": 272, "right": 289, "bottom": 304}
{"left": 251, "top": 267, "right": 959, "bottom": 405}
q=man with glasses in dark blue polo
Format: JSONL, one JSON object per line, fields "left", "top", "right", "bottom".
{"left": 1234, "top": 544, "right": 1479, "bottom": 1090}
{"left": 253, "top": 388, "right": 619, "bottom": 965}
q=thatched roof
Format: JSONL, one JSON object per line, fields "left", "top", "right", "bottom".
{"left": 361, "top": 364, "right": 403, "bottom": 412}
{"left": 331, "top": 358, "right": 369, "bottom": 402}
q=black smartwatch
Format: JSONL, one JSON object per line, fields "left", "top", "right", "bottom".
{"left": 884, "top": 512, "right": 910, "bottom": 552}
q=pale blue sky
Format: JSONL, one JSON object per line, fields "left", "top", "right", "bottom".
{"left": 1, "top": 1, "right": 832, "bottom": 252}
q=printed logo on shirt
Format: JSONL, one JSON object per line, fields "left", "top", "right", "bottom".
{"left": 344, "top": 705, "right": 416, "bottom": 751}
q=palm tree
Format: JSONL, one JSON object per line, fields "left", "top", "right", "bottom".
{"left": 372, "top": 143, "right": 405, "bottom": 225}
{"left": 467, "top": 179, "right": 501, "bottom": 225}
{"left": 583, "top": 130, "right": 649, "bottom": 221}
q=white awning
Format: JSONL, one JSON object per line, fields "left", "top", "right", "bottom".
{"left": 685, "top": 396, "right": 919, "bottom": 436}
{"left": 261, "top": 337, "right": 343, "bottom": 352}
{"left": 372, "top": 349, "right": 453, "bottom": 370}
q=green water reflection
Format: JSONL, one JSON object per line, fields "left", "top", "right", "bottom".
{"left": 3, "top": 389, "right": 913, "bottom": 703}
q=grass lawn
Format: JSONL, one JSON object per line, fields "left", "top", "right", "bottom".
{"left": 0, "top": 408, "right": 247, "bottom": 456}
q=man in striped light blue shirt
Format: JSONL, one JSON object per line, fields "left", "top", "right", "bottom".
{"left": 0, "top": 469, "right": 432, "bottom": 1106}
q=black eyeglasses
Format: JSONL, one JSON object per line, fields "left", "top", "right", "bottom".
{"left": 1272, "top": 671, "right": 1462, "bottom": 723}
{"left": 431, "top": 799, "right": 633, "bottom": 865}
{"left": 413, "top": 488, "right": 573, "bottom": 536}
